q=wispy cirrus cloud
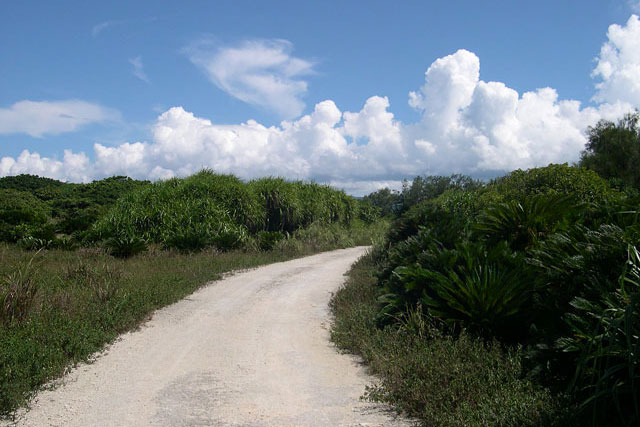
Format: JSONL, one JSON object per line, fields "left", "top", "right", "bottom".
{"left": 92, "top": 16, "right": 157, "bottom": 38}
{"left": 129, "top": 56, "right": 150, "bottom": 83}
{"left": 91, "top": 20, "right": 124, "bottom": 37}
{"left": 185, "top": 38, "right": 315, "bottom": 119}
{"left": 0, "top": 100, "right": 120, "bottom": 137}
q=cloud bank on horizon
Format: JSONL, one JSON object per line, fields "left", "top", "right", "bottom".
{"left": 1, "top": 15, "right": 640, "bottom": 195}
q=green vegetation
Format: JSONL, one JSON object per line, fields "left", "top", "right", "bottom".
{"left": 90, "top": 171, "right": 360, "bottom": 253}
{"left": 0, "top": 174, "right": 149, "bottom": 248}
{"left": 332, "top": 159, "right": 640, "bottom": 425}
{"left": 0, "top": 222, "right": 386, "bottom": 418}
{"left": 0, "top": 170, "right": 385, "bottom": 418}
{"left": 331, "top": 253, "right": 568, "bottom": 426}
{"left": 580, "top": 112, "right": 640, "bottom": 191}
{"left": 4, "top": 112, "right": 639, "bottom": 423}
{"left": 362, "top": 174, "right": 481, "bottom": 217}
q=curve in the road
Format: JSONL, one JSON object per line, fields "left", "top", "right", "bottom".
{"left": 9, "top": 247, "right": 411, "bottom": 427}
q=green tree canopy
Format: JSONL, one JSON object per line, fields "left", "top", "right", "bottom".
{"left": 579, "top": 112, "right": 640, "bottom": 190}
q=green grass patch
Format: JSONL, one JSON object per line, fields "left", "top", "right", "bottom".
{"left": 0, "top": 219, "right": 385, "bottom": 418}
{"left": 330, "top": 251, "right": 572, "bottom": 426}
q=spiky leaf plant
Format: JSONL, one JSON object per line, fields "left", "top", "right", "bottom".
{"left": 472, "top": 194, "right": 578, "bottom": 251}
{"left": 390, "top": 242, "right": 532, "bottom": 339}
{"left": 556, "top": 245, "right": 640, "bottom": 426}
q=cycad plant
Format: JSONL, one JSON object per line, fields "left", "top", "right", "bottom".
{"left": 384, "top": 241, "right": 533, "bottom": 339}
{"left": 105, "top": 234, "right": 147, "bottom": 258}
{"left": 557, "top": 245, "right": 640, "bottom": 425}
{"left": 473, "top": 194, "right": 578, "bottom": 251}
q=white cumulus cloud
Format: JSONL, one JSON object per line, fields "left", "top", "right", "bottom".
{"left": 0, "top": 149, "right": 92, "bottom": 183}
{"left": 592, "top": 14, "right": 640, "bottom": 106}
{"left": 186, "top": 39, "right": 314, "bottom": 119}
{"left": 3, "top": 16, "right": 640, "bottom": 194}
{"left": 0, "top": 100, "right": 120, "bottom": 137}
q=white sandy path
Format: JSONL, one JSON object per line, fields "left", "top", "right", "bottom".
{"left": 7, "top": 247, "right": 412, "bottom": 427}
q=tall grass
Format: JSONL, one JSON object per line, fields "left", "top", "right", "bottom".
{"left": 0, "top": 257, "right": 38, "bottom": 326}
{"left": 91, "top": 171, "right": 361, "bottom": 254}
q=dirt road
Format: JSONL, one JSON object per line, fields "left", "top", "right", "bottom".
{"left": 10, "top": 247, "right": 411, "bottom": 426}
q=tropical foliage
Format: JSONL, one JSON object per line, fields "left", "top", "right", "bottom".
{"left": 91, "top": 170, "right": 361, "bottom": 253}
{"left": 364, "top": 163, "right": 639, "bottom": 424}
{"left": 0, "top": 174, "right": 149, "bottom": 246}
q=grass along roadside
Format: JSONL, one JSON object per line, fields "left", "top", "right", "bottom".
{"left": 0, "top": 219, "right": 386, "bottom": 418}
{"left": 329, "top": 250, "right": 573, "bottom": 426}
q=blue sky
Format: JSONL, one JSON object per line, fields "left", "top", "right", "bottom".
{"left": 2, "top": 0, "right": 640, "bottom": 194}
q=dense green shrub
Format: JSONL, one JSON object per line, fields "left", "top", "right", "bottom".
{"left": 331, "top": 253, "right": 568, "bottom": 426}
{"left": 490, "top": 163, "right": 618, "bottom": 204}
{"left": 472, "top": 194, "right": 579, "bottom": 251}
{"left": 0, "top": 175, "right": 150, "bottom": 243}
{"left": 388, "top": 242, "right": 533, "bottom": 340}
{"left": 257, "top": 231, "right": 285, "bottom": 251}
{"left": 367, "top": 163, "right": 638, "bottom": 424}
{"left": 91, "top": 171, "right": 359, "bottom": 255}
{"left": 399, "top": 173, "right": 481, "bottom": 213}
{"left": 179, "top": 171, "right": 264, "bottom": 231}
{"left": 92, "top": 173, "right": 254, "bottom": 250}
{"left": 0, "top": 190, "right": 50, "bottom": 242}
{"left": 0, "top": 175, "right": 63, "bottom": 192}
{"left": 356, "top": 200, "right": 379, "bottom": 224}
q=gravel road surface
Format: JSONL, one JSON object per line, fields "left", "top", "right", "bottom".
{"left": 9, "top": 247, "right": 411, "bottom": 426}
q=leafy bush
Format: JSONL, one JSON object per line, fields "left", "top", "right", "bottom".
{"left": 211, "top": 223, "right": 248, "bottom": 251}
{"left": 257, "top": 231, "right": 285, "bottom": 251}
{"left": 395, "top": 243, "right": 533, "bottom": 339}
{"left": 91, "top": 171, "right": 356, "bottom": 253}
{"left": 0, "top": 189, "right": 51, "bottom": 242}
{"left": 93, "top": 173, "right": 253, "bottom": 251}
{"left": 385, "top": 199, "right": 469, "bottom": 248}
{"left": 0, "top": 174, "right": 64, "bottom": 192}
{"left": 331, "top": 253, "right": 567, "bottom": 426}
{"left": 380, "top": 238, "right": 533, "bottom": 340}
{"left": 490, "top": 163, "right": 618, "bottom": 204}
{"left": 368, "top": 163, "right": 640, "bottom": 423}
{"left": 0, "top": 175, "right": 150, "bottom": 244}
{"left": 362, "top": 187, "right": 402, "bottom": 217}
{"left": 356, "top": 200, "right": 379, "bottom": 224}
{"left": 399, "top": 173, "right": 481, "bottom": 213}
{"left": 249, "top": 177, "right": 356, "bottom": 232}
